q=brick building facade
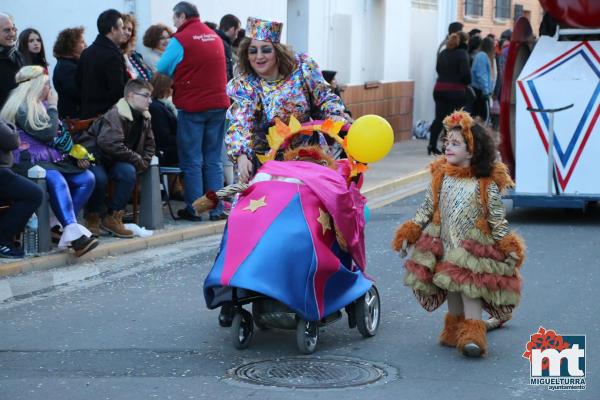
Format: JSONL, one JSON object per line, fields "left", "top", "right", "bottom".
{"left": 457, "top": 0, "right": 544, "bottom": 38}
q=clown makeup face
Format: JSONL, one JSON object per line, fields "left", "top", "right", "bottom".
{"left": 248, "top": 39, "right": 278, "bottom": 80}
{"left": 444, "top": 128, "right": 472, "bottom": 167}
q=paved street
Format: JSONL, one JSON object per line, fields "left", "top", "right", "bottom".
{"left": 1, "top": 193, "right": 598, "bottom": 400}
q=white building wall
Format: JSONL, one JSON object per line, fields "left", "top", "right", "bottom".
{"left": 291, "top": 0, "right": 411, "bottom": 86}
{"left": 286, "top": 0, "right": 309, "bottom": 54}
{"left": 301, "top": 0, "right": 367, "bottom": 85}
{"left": 147, "top": 0, "right": 287, "bottom": 37}
{"left": 409, "top": 4, "right": 439, "bottom": 122}
{"left": 408, "top": 0, "right": 458, "bottom": 123}
{"left": 382, "top": 0, "right": 411, "bottom": 82}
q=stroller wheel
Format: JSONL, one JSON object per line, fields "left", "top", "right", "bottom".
{"left": 356, "top": 285, "right": 381, "bottom": 337}
{"left": 296, "top": 319, "right": 318, "bottom": 354}
{"left": 231, "top": 309, "right": 254, "bottom": 350}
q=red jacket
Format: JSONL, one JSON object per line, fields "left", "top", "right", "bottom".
{"left": 172, "top": 18, "right": 229, "bottom": 112}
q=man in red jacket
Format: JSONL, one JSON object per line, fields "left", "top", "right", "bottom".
{"left": 157, "top": 1, "right": 229, "bottom": 221}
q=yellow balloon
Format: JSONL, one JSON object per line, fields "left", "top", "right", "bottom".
{"left": 346, "top": 115, "right": 394, "bottom": 163}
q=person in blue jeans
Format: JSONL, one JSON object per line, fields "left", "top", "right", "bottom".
{"left": 157, "top": 1, "right": 230, "bottom": 221}
{"left": 470, "top": 37, "right": 497, "bottom": 124}
{"left": 0, "top": 118, "right": 43, "bottom": 258}
{"left": 82, "top": 79, "right": 156, "bottom": 237}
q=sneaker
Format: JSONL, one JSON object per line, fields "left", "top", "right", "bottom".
{"left": 51, "top": 225, "right": 62, "bottom": 244}
{"left": 101, "top": 210, "right": 134, "bottom": 238}
{"left": 177, "top": 208, "right": 202, "bottom": 221}
{"left": 70, "top": 235, "right": 99, "bottom": 257}
{"left": 0, "top": 245, "right": 24, "bottom": 259}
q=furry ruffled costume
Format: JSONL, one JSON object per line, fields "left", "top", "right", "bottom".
{"left": 392, "top": 152, "right": 525, "bottom": 321}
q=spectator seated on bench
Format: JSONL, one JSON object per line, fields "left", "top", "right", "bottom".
{"left": 0, "top": 118, "right": 43, "bottom": 258}
{"left": 79, "top": 79, "right": 155, "bottom": 238}
{"left": 148, "top": 73, "right": 183, "bottom": 218}
{"left": 1, "top": 66, "right": 98, "bottom": 257}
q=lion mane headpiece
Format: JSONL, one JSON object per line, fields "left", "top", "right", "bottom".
{"left": 442, "top": 110, "right": 474, "bottom": 154}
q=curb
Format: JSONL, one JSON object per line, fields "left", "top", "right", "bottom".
{"left": 0, "top": 170, "right": 428, "bottom": 279}
{"left": 0, "top": 223, "right": 225, "bottom": 279}
{"left": 362, "top": 169, "right": 429, "bottom": 202}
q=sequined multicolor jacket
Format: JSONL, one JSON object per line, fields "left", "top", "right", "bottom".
{"left": 225, "top": 53, "right": 350, "bottom": 161}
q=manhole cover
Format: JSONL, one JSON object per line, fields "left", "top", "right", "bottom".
{"left": 230, "top": 357, "right": 389, "bottom": 389}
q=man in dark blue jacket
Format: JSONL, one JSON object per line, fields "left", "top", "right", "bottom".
{"left": 76, "top": 9, "right": 128, "bottom": 118}
{"left": 215, "top": 14, "right": 241, "bottom": 81}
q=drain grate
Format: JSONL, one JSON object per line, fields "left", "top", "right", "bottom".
{"left": 230, "top": 357, "right": 388, "bottom": 389}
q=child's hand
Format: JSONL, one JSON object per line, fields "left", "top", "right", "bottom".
{"left": 47, "top": 88, "right": 58, "bottom": 107}
{"left": 399, "top": 239, "right": 408, "bottom": 258}
{"left": 505, "top": 251, "right": 520, "bottom": 268}
{"left": 76, "top": 159, "right": 90, "bottom": 169}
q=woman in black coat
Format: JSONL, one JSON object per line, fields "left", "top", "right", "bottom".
{"left": 428, "top": 32, "right": 471, "bottom": 155}
{"left": 52, "top": 27, "right": 86, "bottom": 119}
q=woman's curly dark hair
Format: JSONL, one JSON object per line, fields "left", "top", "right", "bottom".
{"left": 53, "top": 26, "right": 84, "bottom": 58}
{"left": 470, "top": 121, "right": 498, "bottom": 178}
{"left": 143, "top": 24, "right": 173, "bottom": 50}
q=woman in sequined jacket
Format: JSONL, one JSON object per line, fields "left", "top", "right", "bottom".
{"left": 391, "top": 110, "right": 525, "bottom": 358}
{"left": 225, "top": 17, "right": 351, "bottom": 184}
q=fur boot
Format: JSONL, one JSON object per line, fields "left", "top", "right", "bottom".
{"left": 439, "top": 313, "right": 465, "bottom": 347}
{"left": 457, "top": 319, "right": 487, "bottom": 357}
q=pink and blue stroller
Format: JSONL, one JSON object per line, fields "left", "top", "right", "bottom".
{"left": 203, "top": 158, "right": 380, "bottom": 353}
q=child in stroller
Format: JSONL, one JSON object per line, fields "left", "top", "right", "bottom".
{"left": 198, "top": 118, "right": 381, "bottom": 353}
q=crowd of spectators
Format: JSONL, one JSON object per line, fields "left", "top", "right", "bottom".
{"left": 428, "top": 21, "right": 512, "bottom": 154}
{"left": 0, "top": 2, "right": 247, "bottom": 258}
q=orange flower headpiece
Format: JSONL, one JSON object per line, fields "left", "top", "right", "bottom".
{"left": 442, "top": 110, "right": 474, "bottom": 154}
{"left": 257, "top": 116, "right": 367, "bottom": 178}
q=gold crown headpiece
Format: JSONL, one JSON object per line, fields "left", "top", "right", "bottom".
{"left": 257, "top": 116, "right": 367, "bottom": 178}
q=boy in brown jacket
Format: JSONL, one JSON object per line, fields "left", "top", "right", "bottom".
{"left": 84, "top": 79, "right": 155, "bottom": 237}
